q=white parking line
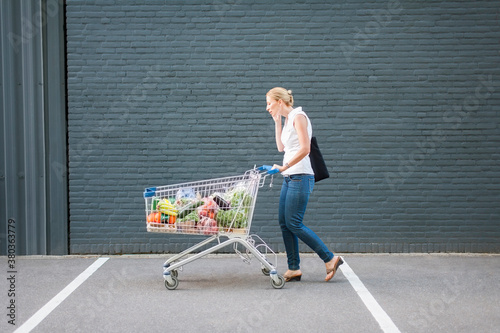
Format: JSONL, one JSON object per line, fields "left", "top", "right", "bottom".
{"left": 340, "top": 258, "right": 401, "bottom": 333}
{"left": 14, "top": 257, "right": 109, "bottom": 333}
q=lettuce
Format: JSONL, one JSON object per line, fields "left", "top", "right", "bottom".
{"left": 216, "top": 209, "right": 248, "bottom": 229}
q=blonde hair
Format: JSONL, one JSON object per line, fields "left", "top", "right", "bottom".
{"left": 266, "top": 87, "right": 294, "bottom": 107}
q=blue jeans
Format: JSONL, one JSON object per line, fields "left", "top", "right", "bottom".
{"left": 279, "top": 174, "right": 334, "bottom": 270}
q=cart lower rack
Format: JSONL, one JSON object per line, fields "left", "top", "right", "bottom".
{"left": 144, "top": 166, "right": 285, "bottom": 289}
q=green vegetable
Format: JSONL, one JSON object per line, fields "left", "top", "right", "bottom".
{"left": 226, "top": 189, "right": 252, "bottom": 209}
{"left": 177, "top": 200, "right": 204, "bottom": 219}
{"left": 151, "top": 197, "right": 160, "bottom": 211}
{"left": 178, "top": 210, "right": 199, "bottom": 224}
{"left": 216, "top": 209, "right": 248, "bottom": 229}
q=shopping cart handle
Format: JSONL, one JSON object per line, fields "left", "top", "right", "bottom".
{"left": 258, "top": 165, "right": 280, "bottom": 175}
{"left": 143, "top": 187, "right": 157, "bottom": 198}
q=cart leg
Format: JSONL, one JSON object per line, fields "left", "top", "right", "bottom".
{"left": 163, "top": 235, "right": 218, "bottom": 269}
{"left": 163, "top": 238, "right": 252, "bottom": 290}
{"left": 231, "top": 238, "right": 285, "bottom": 289}
{"left": 164, "top": 237, "right": 241, "bottom": 273}
{"left": 164, "top": 237, "right": 275, "bottom": 273}
{"left": 162, "top": 236, "right": 285, "bottom": 289}
{"left": 232, "top": 238, "right": 276, "bottom": 272}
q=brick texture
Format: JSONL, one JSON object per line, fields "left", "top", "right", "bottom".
{"left": 66, "top": 0, "right": 500, "bottom": 254}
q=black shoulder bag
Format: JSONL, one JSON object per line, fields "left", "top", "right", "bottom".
{"left": 310, "top": 136, "right": 330, "bottom": 182}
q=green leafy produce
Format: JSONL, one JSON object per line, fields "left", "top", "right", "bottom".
{"left": 178, "top": 210, "right": 199, "bottom": 224}
{"left": 226, "top": 189, "right": 252, "bottom": 209}
{"left": 216, "top": 209, "right": 248, "bottom": 229}
{"left": 177, "top": 200, "right": 204, "bottom": 219}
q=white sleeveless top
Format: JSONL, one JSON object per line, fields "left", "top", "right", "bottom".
{"left": 281, "top": 107, "right": 314, "bottom": 176}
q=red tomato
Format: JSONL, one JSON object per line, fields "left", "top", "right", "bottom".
{"left": 147, "top": 212, "right": 161, "bottom": 223}
{"left": 154, "top": 212, "right": 161, "bottom": 223}
{"left": 147, "top": 213, "right": 155, "bottom": 223}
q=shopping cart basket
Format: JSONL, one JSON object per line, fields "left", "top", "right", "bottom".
{"left": 143, "top": 166, "right": 285, "bottom": 289}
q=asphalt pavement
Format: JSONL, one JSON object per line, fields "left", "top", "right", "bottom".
{"left": 1, "top": 253, "right": 499, "bottom": 333}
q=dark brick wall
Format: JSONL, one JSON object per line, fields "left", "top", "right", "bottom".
{"left": 66, "top": 0, "right": 500, "bottom": 254}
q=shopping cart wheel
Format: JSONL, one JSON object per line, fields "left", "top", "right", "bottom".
{"left": 261, "top": 267, "right": 271, "bottom": 276}
{"left": 171, "top": 269, "right": 178, "bottom": 278}
{"left": 164, "top": 275, "right": 179, "bottom": 290}
{"left": 270, "top": 275, "right": 285, "bottom": 289}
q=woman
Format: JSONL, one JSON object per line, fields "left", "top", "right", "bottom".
{"left": 266, "top": 87, "right": 343, "bottom": 282}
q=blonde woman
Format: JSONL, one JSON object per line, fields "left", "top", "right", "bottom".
{"left": 265, "top": 87, "right": 343, "bottom": 282}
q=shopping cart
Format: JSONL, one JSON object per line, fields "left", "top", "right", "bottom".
{"left": 143, "top": 166, "right": 285, "bottom": 290}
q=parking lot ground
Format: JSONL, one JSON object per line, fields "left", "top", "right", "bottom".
{"left": 1, "top": 253, "right": 499, "bottom": 333}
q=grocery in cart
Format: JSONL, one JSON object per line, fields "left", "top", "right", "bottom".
{"left": 143, "top": 166, "right": 285, "bottom": 289}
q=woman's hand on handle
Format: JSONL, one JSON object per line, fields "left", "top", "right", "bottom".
{"left": 258, "top": 165, "right": 280, "bottom": 174}
{"left": 272, "top": 164, "right": 286, "bottom": 173}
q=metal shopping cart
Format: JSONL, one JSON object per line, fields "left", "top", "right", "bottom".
{"left": 143, "top": 166, "right": 285, "bottom": 290}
